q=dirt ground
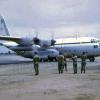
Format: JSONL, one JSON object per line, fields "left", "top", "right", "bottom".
{"left": 0, "top": 61, "right": 100, "bottom": 100}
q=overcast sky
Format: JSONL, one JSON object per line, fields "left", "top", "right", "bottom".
{"left": 0, "top": 0, "right": 100, "bottom": 39}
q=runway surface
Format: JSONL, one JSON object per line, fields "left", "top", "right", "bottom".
{"left": 0, "top": 55, "right": 100, "bottom": 100}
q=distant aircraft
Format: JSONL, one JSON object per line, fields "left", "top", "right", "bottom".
{"left": 0, "top": 16, "right": 59, "bottom": 61}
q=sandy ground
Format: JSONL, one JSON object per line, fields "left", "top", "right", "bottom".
{"left": 0, "top": 56, "right": 100, "bottom": 100}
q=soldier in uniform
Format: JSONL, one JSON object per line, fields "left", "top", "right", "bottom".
{"left": 64, "top": 53, "right": 67, "bottom": 71}
{"left": 81, "top": 52, "right": 87, "bottom": 73}
{"left": 33, "top": 52, "right": 40, "bottom": 75}
{"left": 72, "top": 53, "right": 77, "bottom": 74}
{"left": 57, "top": 52, "right": 64, "bottom": 74}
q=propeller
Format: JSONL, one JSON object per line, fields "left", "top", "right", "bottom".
{"left": 33, "top": 30, "right": 40, "bottom": 45}
{"left": 50, "top": 32, "right": 56, "bottom": 46}
{"left": 51, "top": 39, "right": 56, "bottom": 46}
{"left": 33, "top": 31, "right": 56, "bottom": 47}
{"left": 33, "top": 37, "right": 40, "bottom": 45}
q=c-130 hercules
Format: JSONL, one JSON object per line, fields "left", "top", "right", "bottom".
{"left": 0, "top": 16, "right": 100, "bottom": 62}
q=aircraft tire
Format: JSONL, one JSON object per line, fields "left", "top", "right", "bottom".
{"left": 89, "top": 57, "right": 95, "bottom": 62}
{"left": 48, "top": 57, "right": 55, "bottom": 62}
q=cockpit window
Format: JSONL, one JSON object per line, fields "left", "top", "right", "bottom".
{"left": 91, "top": 39, "right": 97, "bottom": 43}
{"left": 94, "top": 45, "right": 98, "bottom": 48}
{"left": 91, "top": 39, "right": 100, "bottom": 43}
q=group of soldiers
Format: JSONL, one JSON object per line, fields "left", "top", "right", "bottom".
{"left": 33, "top": 52, "right": 87, "bottom": 75}
{"left": 57, "top": 52, "right": 87, "bottom": 74}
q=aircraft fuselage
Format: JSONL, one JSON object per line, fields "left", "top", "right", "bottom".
{"left": 51, "top": 42, "right": 100, "bottom": 61}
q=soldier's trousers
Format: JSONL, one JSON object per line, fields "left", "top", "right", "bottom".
{"left": 34, "top": 63, "right": 39, "bottom": 75}
{"left": 58, "top": 63, "right": 64, "bottom": 74}
{"left": 73, "top": 63, "right": 77, "bottom": 74}
{"left": 81, "top": 62, "right": 86, "bottom": 73}
{"left": 64, "top": 62, "right": 67, "bottom": 71}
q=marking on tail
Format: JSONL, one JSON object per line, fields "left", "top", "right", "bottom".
{"left": 0, "top": 15, "right": 10, "bottom": 36}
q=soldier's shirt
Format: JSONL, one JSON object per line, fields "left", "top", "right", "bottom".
{"left": 81, "top": 54, "right": 87, "bottom": 62}
{"left": 72, "top": 55, "right": 77, "bottom": 62}
{"left": 57, "top": 55, "right": 64, "bottom": 64}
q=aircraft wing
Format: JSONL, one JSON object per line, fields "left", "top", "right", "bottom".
{"left": 0, "top": 35, "right": 21, "bottom": 42}
{"left": 0, "top": 35, "right": 33, "bottom": 46}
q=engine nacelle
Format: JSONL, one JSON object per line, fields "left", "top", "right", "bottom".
{"left": 19, "top": 38, "right": 33, "bottom": 46}
{"left": 33, "top": 37, "right": 56, "bottom": 48}
{"left": 40, "top": 40, "right": 52, "bottom": 47}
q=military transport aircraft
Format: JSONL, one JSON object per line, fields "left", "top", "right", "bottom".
{"left": 0, "top": 16, "right": 100, "bottom": 62}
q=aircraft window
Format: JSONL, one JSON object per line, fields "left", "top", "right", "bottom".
{"left": 91, "top": 39, "right": 97, "bottom": 43}
{"left": 91, "top": 39, "right": 94, "bottom": 43}
{"left": 94, "top": 45, "right": 98, "bottom": 48}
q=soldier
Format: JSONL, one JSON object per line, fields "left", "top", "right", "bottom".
{"left": 57, "top": 52, "right": 64, "bottom": 74}
{"left": 72, "top": 53, "right": 77, "bottom": 74}
{"left": 81, "top": 52, "right": 87, "bottom": 73}
{"left": 64, "top": 53, "right": 67, "bottom": 71}
{"left": 33, "top": 52, "right": 40, "bottom": 75}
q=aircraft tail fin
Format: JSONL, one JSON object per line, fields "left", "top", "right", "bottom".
{"left": 0, "top": 15, "right": 10, "bottom": 36}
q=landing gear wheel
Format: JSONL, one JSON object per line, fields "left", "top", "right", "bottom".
{"left": 89, "top": 57, "right": 95, "bottom": 62}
